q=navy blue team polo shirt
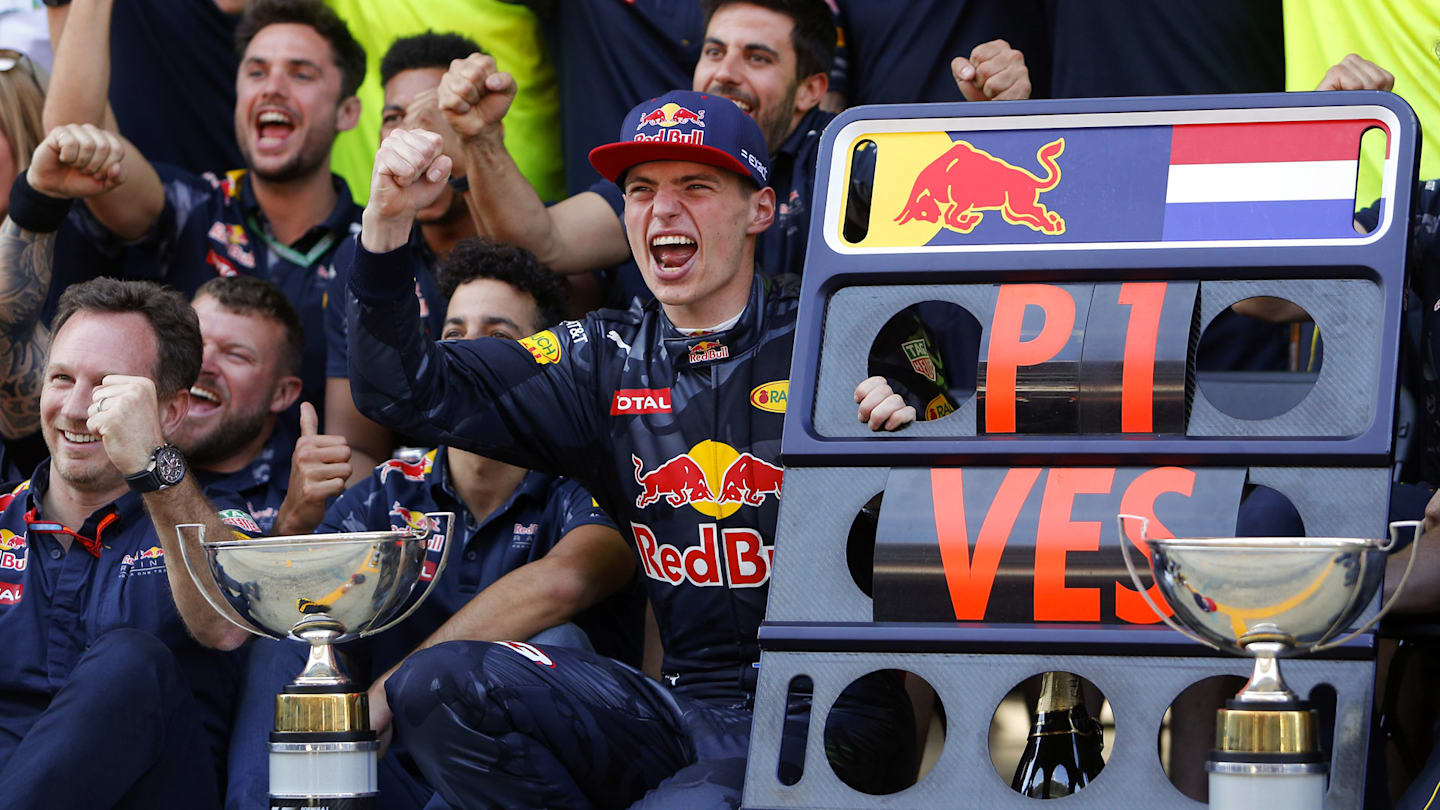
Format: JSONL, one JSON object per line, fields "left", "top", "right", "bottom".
{"left": 0, "top": 461, "right": 258, "bottom": 765}
{"left": 319, "top": 448, "right": 644, "bottom": 672}
{"left": 194, "top": 428, "right": 296, "bottom": 535}
{"left": 74, "top": 167, "right": 362, "bottom": 420}
{"left": 325, "top": 232, "right": 445, "bottom": 382}
{"left": 594, "top": 105, "right": 836, "bottom": 305}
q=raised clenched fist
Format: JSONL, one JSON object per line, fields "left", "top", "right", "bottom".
{"left": 27, "top": 124, "right": 128, "bottom": 200}
{"left": 437, "top": 52, "right": 517, "bottom": 143}
{"left": 951, "top": 39, "right": 1031, "bottom": 102}
{"left": 361, "top": 129, "right": 453, "bottom": 251}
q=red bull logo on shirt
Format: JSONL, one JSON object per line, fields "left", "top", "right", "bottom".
{"left": 0, "top": 529, "right": 25, "bottom": 572}
{"left": 895, "top": 137, "right": 1066, "bottom": 235}
{"left": 632, "top": 522, "right": 774, "bottom": 589}
{"left": 632, "top": 440, "right": 783, "bottom": 518}
{"left": 119, "top": 545, "right": 167, "bottom": 579}
{"left": 688, "top": 340, "right": 729, "bottom": 364}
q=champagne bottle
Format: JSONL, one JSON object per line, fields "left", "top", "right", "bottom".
{"left": 1011, "top": 671, "right": 1106, "bottom": 797}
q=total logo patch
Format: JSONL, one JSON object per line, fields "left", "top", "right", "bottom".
{"left": 519, "top": 330, "right": 562, "bottom": 365}
{"left": 749, "top": 380, "right": 788, "bottom": 413}
{"left": 0, "top": 582, "right": 21, "bottom": 605}
{"left": 611, "top": 388, "right": 673, "bottom": 415}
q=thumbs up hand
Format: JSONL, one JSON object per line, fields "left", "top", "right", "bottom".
{"left": 273, "top": 402, "right": 354, "bottom": 536}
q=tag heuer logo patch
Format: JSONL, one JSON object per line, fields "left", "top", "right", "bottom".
{"left": 902, "top": 338, "right": 937, "bottom": 381}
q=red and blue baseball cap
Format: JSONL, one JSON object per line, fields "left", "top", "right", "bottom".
{"left": 589, "top": 90, "right": 771, "bottom": 188}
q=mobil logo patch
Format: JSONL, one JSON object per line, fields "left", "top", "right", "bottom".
{"left": 611, "top": 388, "right": 673, "bottom": 415}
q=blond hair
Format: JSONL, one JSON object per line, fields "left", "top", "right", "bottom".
{"left": 0, "top": 56, "right": 47, "bottom": 173}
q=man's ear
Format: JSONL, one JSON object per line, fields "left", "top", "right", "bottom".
{"left": 270, "top": 375, "right": 303, "bottom": 414}
{"left": 748, "top": 185, "right": 776, "bottom": 235}
{"left": 793, "top": 72, "right": 829, "bottom": 117}
{"left": 159, "top": 390, "right": 191, "bottom": 439}
{"left": 337, "top": 95, "right": 362, "bottom": 133}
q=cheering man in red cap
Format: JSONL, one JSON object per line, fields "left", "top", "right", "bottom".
{"left": 343, "top": 90, "right": 917, "bottom": 806}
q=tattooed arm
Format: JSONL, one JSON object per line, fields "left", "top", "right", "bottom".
{"left": 0, "top": 218, "right": 52, "bottom": 440}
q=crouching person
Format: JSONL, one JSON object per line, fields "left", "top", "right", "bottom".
{"left": 0, "top": 278, "right": 259, "bottom": 807}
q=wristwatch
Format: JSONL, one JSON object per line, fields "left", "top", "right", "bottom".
{"left": 125, "top": 444, "right": 187, "bottom": 493}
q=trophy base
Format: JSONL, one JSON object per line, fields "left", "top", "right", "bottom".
{"left": 1207, "top": 699, "right": 1327, "bottom": 810}
{"left": 270, "top": 685, "right": 377, "bottom": 808}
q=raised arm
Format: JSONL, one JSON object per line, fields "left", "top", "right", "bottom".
{"left": 0, "top": 218, "right": 53, "bottom": 440}
{"left": 437, "top": 54, "right": 628, "bottom": 275}
{"left": 1, "top": 123, "right": 135, "bottom": 438}
{"left": 87, "top": 373, "right": 250, "bottom": 650}
{"left": 41, "top": 0, "right": 164, "bottom": 239}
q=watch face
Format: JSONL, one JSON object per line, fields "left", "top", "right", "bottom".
{"left": 155, "top": 446, "right": 187, "bottom": 485}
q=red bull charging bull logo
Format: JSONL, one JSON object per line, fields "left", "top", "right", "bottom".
{"left": 632, "top": 440, "right": 783, "bottom": 518}
{"left": 0, "top": 529, "right": 25, "bottom": 572}
{"left": 634, "top": 102, "right": 706, "bottom": 145}
{"left": 895, "top": 137, "right": 1066, "bottom": 235}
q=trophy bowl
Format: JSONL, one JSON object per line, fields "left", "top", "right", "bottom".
{"left": 177, "top": 515, "right": 454, "bottom": 809}
{"left": 1146, "top": 535, "right": 1385, "bottom": 652}
{"left": 198, "top": 528, "right": 433, "bottom": 644}
{"left": 1116, "top": 516, "right": 1420, "bottom": 657}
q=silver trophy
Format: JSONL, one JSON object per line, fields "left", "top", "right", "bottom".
{"left": 177, "top": 513, "right": 454, "bottom": 810}
{"left": 1117, "top": 514, "right": 1420, "bottom": 810}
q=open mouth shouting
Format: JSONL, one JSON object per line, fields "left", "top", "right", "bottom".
{"left": 188, "top": 382, "right": 225, "bottom": 418}
{"left": 649, "top": 233, "right": 698, "bottom": 280}
{"left": 253, "top": 107, "right": 298, "bottom": 154}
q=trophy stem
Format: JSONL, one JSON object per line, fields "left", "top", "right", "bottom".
{"left": 291, "top": 614, "right": 350, "bottom": 689}
{"left": 1237, "top": 641, "right": 1297, "bottom": 704}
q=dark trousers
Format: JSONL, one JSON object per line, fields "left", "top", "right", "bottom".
{"left": 386, "top": 641, "right": 917, "bottom": 810}
{"left": 387, "top": 641, "right": 756, "bottom": 810}
{"left": 0, "top": 628, "right": 222, "bottom": 809}
{"left": 228, "top": 625, "right": 597, "bottom": 810}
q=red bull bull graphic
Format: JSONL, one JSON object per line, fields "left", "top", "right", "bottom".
{"left": 138, "top": 545, "right": 164, "bottom": 560}
{"left": 0, "top": 529, "right": 25, "bottom": 572}
{"left": 378, "top": 453, "right": 433, "bottom": 484}
{"left": 688, "top": 340, "right": 729, "bottom": 364}
{"left": 632, "top": 441, "right": 784, "bottom": 517}
{"left": 895, "top": 137, "right": 1066, "bottom": 235}
{"left": 631, "top": 522, "right": 774, "bottom": 588}
{"left": 635, "top": 102, "right": 707, "bottom": 143}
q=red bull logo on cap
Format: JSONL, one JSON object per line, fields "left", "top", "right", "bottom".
{"left": 895, "top": 137, "right": 1066, "bottom": 236}
{"left": 634, "top": 102, "right": 706, "bottom": 146}
{"left": 632, "top": 440, "right": 784, "bottom": 518}
{"left": 636, "top": 102, "right": 706, "bottom": 130}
